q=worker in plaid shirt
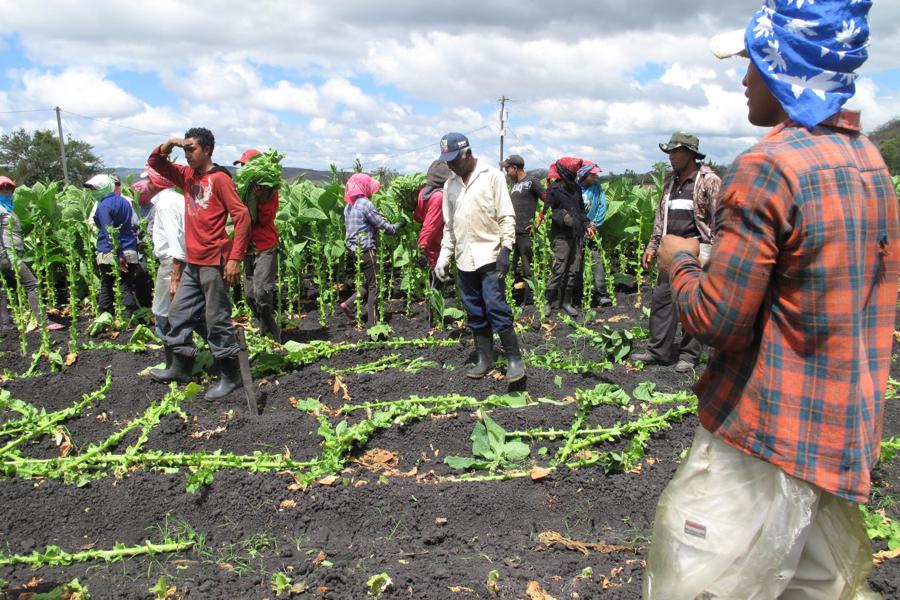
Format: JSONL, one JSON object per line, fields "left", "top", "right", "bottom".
{"left": 644, "top": 1, "right": 900, "bottom": 598}
{"left": 338, "top": 173, "right": 402, "bottom": 326}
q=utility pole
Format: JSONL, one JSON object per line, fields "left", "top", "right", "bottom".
{"left": 55, "top": 107, "right": 70, "bottom": 185}
{"left": 498, "top": 96, "right": 509, "bottom": 166}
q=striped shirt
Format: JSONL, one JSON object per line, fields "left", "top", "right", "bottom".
{"left": 668, "top": 111, "right": 900, "bottom": 503}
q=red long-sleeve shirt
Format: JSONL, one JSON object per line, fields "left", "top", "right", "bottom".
{"left": 413, "top": 187, "right": 444, "bottom": 268}
{"left": 148, "top": 145, "right": 251, "bottom": 266}
{"left": 251, "top": 190, "right": 279, "bottom": 252}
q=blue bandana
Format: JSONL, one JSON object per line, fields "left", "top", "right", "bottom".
{"left": 0, "top": 193, "right": 13, "bottom": 213}
{"left": 744, "top": 0, "right": 871, "bottom": 129}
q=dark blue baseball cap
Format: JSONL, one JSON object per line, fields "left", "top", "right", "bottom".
{"left": 438, "top": 132, "right": 469, "bottom": 162}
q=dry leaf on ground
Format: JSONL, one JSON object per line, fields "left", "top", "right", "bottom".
{"left": 874, "top": 547, "right": 900, "bottom": 565}
{"left": 530, "top": 467, "right": 552, "bottom": 481}
{"left": 535, "top": 531, "right": 641, "bottom": 555}
{"left": 353, "top": 448, "right": 399, "bottom": 471}
{"left": 525, "top": 581, "right": 558, "bottom": 600}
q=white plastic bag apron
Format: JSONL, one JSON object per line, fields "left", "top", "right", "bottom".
{"left": 643, "top": 426, "right": 880, "bottom": 599}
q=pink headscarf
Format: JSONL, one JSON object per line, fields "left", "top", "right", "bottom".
{"left": 344, "top": 173, "right": 381, "bottom": 205}
{"left": 131, "top": 179, "right": 153, "bottom": 206}
{"left": 145, "top": 165, "right": 174, "bottom": 190}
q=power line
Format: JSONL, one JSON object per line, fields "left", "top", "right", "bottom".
{"left": 0, "top": 108, "right": 55, "bottom": 115}
{"left": 355, "top": 124, "right": 494, "bottom": 160}
{"left": 59, "top": 109, "right": 171, "bottom": 137}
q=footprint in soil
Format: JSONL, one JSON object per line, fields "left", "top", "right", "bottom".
{"left": 159, "top": 413, "right": 186, "bottom": 434}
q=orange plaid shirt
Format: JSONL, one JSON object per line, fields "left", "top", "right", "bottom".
{"left": 669, "top": 111, "right": 900, "bottom": 503}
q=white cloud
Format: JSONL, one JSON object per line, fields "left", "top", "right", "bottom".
{"left": 15, "top": 67, "right": 144, "bottom": 118}
{"left": 660, "top": 63, "right": 717, "bottom": 90}
{"left": 253, "top": 81, "right": 322, "bottom": 116}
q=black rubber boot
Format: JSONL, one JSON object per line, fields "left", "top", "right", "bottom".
{"left": 205, "top": 357, "right": 241, "bottom": 400}
{"left": 466, "top": 328, "right": 494, "bottom": 379}
{"left": 149, "top": 352, "right": 195, "bottom": 384}
{"left": 498, "top": 328, "right": 525, "bottom": 383}
{"left": 560, "top": 287, "right": 579, "bottom": 317}
{"left": 546, "top": 288, "right": 559, "bottom": 307}
{"left": 163, "top": 346, "right": 174, "bottom": 370}
{"left": 593, "top": 293, "right": 613, "bottom": 308}
{"left": 259, "top": 306, "right": 282, "bottom": 344}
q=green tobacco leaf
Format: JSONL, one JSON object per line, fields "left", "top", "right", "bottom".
{"left": 185, "top": 466, "right": 214, "bottom": 493}
{"left": 503, "top": 440, "right": 531, "bottom": 462}
{"left": 298, "top": 207, "right": 327, "bottom": 222}
{"left": 129, "top": 324, "right": 160, "bottom": 346}
{"left": 470, "top": 420, "right": 496, "bottom": 461}
{"left": 442, "top": 307, "right": 465, "bottom": 320}
{"left": 444, "top": 455, "right": 488, "bottom": 470}
{"left": 254, "top": 352, "right": 287, "bottom": 374}
{"left": 366, "top": 323, "right": 393, "bottom": 341}
{"left": 632, "top": 381, "right": 657, "bottom": 402}
{"left": 87, "top": 312, "right": 114, "bottom": 337}
{"left": 487, "top": 392, "right": 529, "bottom": 408}
{"left": 293, "top": 398, "right": 323, "bottom": 412}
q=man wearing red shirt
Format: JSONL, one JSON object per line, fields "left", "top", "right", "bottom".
{"left": 234, "top": 149, "right": 281, "bottom": 343}
{"left": 414, "top": 160, "right": 451, "bottom": 270}
{"left": 148, "top": 128, "right": 251, "bottom": 400}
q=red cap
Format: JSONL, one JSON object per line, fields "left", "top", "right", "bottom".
{"left": 0, "top": 175, "right": 16, "bottom": 190}
{"left": 234, "top": 149, "right": 261, "bottom": 165}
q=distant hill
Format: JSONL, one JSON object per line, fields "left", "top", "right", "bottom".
{"left": 869, "top": 118, "right": 900, "bottom": 175}
{"left": 112, "top": 166, "right": 341, "bottom": 185}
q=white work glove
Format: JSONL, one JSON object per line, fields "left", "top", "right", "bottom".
{"left": 434, "top": 256, "right": 451, "bottom": 282}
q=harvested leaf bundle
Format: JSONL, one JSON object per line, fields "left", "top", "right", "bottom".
{"left": 235, "top": 150, "right": 285, "bottom": 223}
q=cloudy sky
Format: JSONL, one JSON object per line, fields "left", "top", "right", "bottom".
{"left": 0, "top": 0, "right": 898, "bottom": 175}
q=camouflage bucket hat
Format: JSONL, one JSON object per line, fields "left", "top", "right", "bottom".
{"left": 659, "top": 132, "right": 705, "bottom": 160}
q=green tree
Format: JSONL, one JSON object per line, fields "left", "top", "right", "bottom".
{"left": 869, "top": 117, "right": 900, "bottom": 175}
{"left": 0, "top": 129, "right": 104, "bottom": 186}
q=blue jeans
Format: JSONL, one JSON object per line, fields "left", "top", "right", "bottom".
{"left": 457, "top": 263, "right": 513, "bottom": 333}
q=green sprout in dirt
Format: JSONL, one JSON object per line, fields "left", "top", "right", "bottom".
{"left": 427, "top": 286, "right": 465, "bottom": 329}
{"left": 444, "top": 410, "right": 531, "bottom": 472}
{"left": 366, "top": 572, "right": 393, "bottom": 596}
{"left": 271, "top": 571, "right": 308, "bottom": 596}
{"left": 559, "top": 313, "right": 645, "bottom": 363}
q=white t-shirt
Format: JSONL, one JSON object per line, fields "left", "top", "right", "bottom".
{"left": 151, "top": 188, "right": 185, "bottom": 261}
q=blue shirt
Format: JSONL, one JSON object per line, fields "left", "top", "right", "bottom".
{"left": 580, "top": 183, "right": 607, "bottom": 229}
{"left": 94, "top": 193, "right": 138, "bottom": 254}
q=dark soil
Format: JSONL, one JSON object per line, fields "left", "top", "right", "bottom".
{"left": 0, "top": 291, "right": 897, "bottom": 599}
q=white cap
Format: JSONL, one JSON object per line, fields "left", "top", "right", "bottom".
{"left": 84, "top": 174, "right": 114, "bottom": 189}
{"left": 710, "top": 29, "right": 748, "bottom": 59}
